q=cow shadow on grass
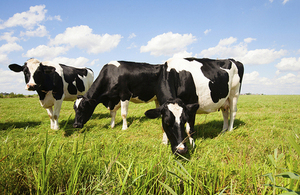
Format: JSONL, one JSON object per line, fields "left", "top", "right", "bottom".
{"left": 180, "top": 119, "right": 245, "bottom": 159}
{"left": 0, "top": 121, "right": 41, "bottom": 131}
{"left": 193, "top": 119, "right": 245, "bottom": 140}
{"left": 61, "top": 112, "right": 112, "bottom": 136}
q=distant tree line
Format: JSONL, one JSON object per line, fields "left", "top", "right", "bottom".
{"left": 0, "top": 92, "right": 36, "bottom": 98}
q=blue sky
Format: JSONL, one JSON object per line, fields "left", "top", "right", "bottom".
{"left": 0, "top": 0, "right": 299, "bottom": 95}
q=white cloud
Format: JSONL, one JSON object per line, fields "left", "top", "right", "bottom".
{"left": 244, "top": 37, "right": 256, "bottom": 43}
{"left": 276, "top": 73, "right": 298, "bottom": 84}
{"left": 243, "top": 71, "right": 272, "bottom": 85}
{"left": 199, "top": 37, "right": 287, "bottom": 65}
{"left": 0, "top": 42, "right": 23, "bottom": 54}
{"left": 52, "top": 57, "right": 90, "bottom": 68}
{"left": 283, "top": 0, "right": 290, "bottom": 5}
{"left": 128, "top": 33, "right": 136, "bottom": 39}
{"left": 127, "top": 42, "right": 137, "bottom": 49}
{"left": 276, "top": 57, "right": 300, "bottom": 71}
{"left": 20, "top": 25, "right": 48, "bottom": 37}
{"left": 219, "top": 37, "right": 237, "bottom": 46}
{"left": 49, "top": 25, "right": 122, "bottom": 54}
{"left": 23, "top": 45, "right": 69, "bottom": 59}
{"left": 204, "top": 29, "right": 211, "bottom": 35}
{"left": 0, "top": 5, "right": 47, "bottom": 30}
{"left": 172, "top": 51, "right": 193, "bottom": 58}
{"left": 241, "top": 48, "right": 287, "bottom": 65}
{"left": 0, "top": 54, "right": 10, "bottom": 64}
{"left": 0, "top": 31, "right": 19, "bottom": 43}
{"left": 140, "top": 32, "right": 197, "bottom": 56}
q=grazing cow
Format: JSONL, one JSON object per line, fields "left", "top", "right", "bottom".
{"left": 73, "top": 61, "right": 161, "bottom": 130}
{"left": 8, "top": 58, "right": 94, "bottom": 130}
{"left": 145, "top": 58, "right": 244, "bottom": 154}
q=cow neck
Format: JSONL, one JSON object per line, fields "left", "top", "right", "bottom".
{"left": 156, "top": 64, "right": 177, "bottom": 105}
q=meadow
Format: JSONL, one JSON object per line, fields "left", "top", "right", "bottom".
{"left": 0, "top": 95, "right": 299, "bottom": 194}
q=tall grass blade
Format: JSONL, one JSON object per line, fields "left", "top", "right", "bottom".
{"left": 159, "top": 180, "right": 178, "bottom": 195}
{"left": 276, "top": 172, "right": 300, "bottom": 180}
{"left": 287, "top": 136, "right": 300, "bottom": 156}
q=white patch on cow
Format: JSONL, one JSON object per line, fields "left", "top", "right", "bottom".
{"left": 176, "top": 142, "right": 185, "bottom": 150}
{"left": 75, "top": 98, "right": 83, "bottom": 108}
{"left": 26, "top": 59, "right": 41, "bottom": 88}
{"left": 167, "top": 103, "right": 183, "bottom": 125}
{"left": 108, "top": 61, "right": 121, "bottom": 67}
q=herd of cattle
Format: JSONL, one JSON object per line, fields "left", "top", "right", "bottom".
{"left": 9, "top": 57, "right": 244, "bottom": 154}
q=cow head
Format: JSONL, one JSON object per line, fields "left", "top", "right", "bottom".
{"left": 73, "top": 95, "right": 97, "bottom": 128}
{"left": 8, "top": 59, "right": 56, "bottom": 91}
{"left": 145, "top": 98, "right": 199, "bottom": 155}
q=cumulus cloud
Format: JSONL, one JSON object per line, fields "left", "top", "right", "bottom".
{"left": 276, "top": 73, "right": 299, "bottom": 84}
{"left": 204, "top": 29, "right": 211, "bottom": 35}
{"left": 244, "top": 37, "right": 256, "bottom": 43}
{"left": 140, "top": 32, "right": 197, "bottom": 56}
{"left": 0, "top": 31, "right": 19, "bottom": 43}
{"left": 243, "top": 71, "right": 272, "bottom": 85}
{"left": 23, "top": 45, "right": 69, "bottom": 59}
{"left": 199, "top": 36, "right": 287, "bottom": 65}
{"left": 20, "top": 25, "right": 48, "bottom": 37}
{"left": 0, "top": 5, "right": 47, "bottom": 30}
{"left": 282, "top": 0, "right": 290, "bottom": 5}
{"left": 128, "top": 33, "right": 136, "bottom": 39}
{"left": 0, "top": 42, "right": 23, "bottom": 55}
{"left": 276, "top": 57, "right": 300, "bottom": 71}
{"left": 49, "top": 25, "right": 122, "bottom": 54}
{"left": 172, "top": 51, "right": 193, "bottom": 58}
{"left": 52, "top": 56, "right": 90, "bottom": 67}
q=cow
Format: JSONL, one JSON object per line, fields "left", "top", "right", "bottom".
{"left": 8, "top": 58, "right": 94, "bottom": 130}
{"left": 145, "top": 57, "right": 244, "bottom": 154}
{"left": 73, "top": 60, "right": 201, "bottom": 155}
{"left": 73, "top": 61, "right": 161, "bottom": 130}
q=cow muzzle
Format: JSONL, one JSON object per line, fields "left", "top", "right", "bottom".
{"left": 175, "top": 143, "right": 188, "bottom": 155}
{"left": 26, "top": 83, "right": 37, "bottom": 91}
{"left": 73, "top": 123, "right": 83, "bottom": 128}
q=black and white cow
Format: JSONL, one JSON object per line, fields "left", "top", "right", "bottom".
{"left": 8, "top": 58, "right": 94, "bottom": 130}
{"left": 145, "top": 57, "right": 244, "bottom": 154}
{"left": 73, "top": 61, "right": 161, "bottom": 130}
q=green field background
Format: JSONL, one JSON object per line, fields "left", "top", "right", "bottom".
{"left": 0, "top": 95, "right": 299, "bottom": 194}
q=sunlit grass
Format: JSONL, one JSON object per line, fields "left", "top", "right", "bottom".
{"left": 0, "top": 95, "right": 299, "bottom": 194}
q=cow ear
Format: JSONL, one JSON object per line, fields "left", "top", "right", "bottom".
{"left": 186, "top": 103, "right": 199, "bottom": 114}
{"left": 9, "top": 64, "right": 24, "bottom": 72}
{"left": 41, "top": 64, "right": 56, "bottom": 74}
{"left": 145, "top": 107, "right": 162, "bottom": 119}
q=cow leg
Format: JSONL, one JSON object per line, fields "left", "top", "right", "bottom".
{"left": 110, "top": 102, "right": 121, "bottom": 128}
{"left": 187, "top": 113, "right": 196, "bottom": 148}
{"left": 52, "top": 99, "right": 63, "bottom": 130}
{"left": 221, "top": 108, "right": 229, "bottom": 132}
{"left": 46, "top": 107, "right": 55, "bottom": 129}
{"left": 110, "top": 110, "right": 117, "bottom": 128}
{"left": 121, "top": 100, "right": 129, "bottom": 130}
{"left": 162, "top": 132, "right": 168, "bottom": 145}
{"left": 228, "top": 96, "right": 238, "bottom": 131}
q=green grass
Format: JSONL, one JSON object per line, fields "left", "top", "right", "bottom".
{"left": 0, "top": 95, "right": 299, "bottom": 194}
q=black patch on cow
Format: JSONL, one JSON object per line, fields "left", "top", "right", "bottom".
{"left": 185, "top": 58, "right": 230, "bottom": 103}
{"left": 60, "top": 64, "right": 89, "bottom": 95}
{"left": 168, "top": 68, "right": 198, "bottom": 105}
{"left": 32, "top": 64, "right": 64, "bottom": 100}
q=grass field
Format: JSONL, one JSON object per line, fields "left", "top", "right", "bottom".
{"left": 0, "top": 95, "right": 300, "bottom": 194}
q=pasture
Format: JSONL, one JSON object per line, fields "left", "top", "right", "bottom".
{"left": 0, "top": 95, "right": 299, "bottom": 194}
